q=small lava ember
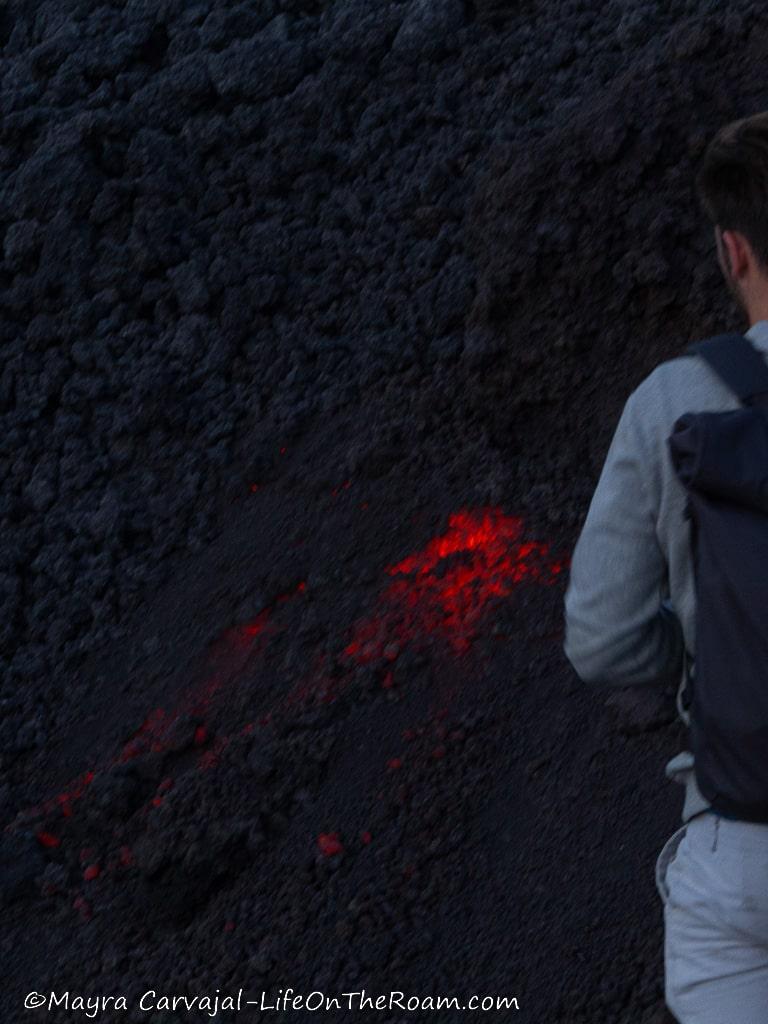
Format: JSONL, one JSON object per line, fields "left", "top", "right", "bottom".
{"left": 36, "top": 831, "right": 61, "bottom": 848}
{"left": 317, "top": 832, "right": 343, "bottom": 856}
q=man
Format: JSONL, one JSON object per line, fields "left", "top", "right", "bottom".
{"left": 563, "top": 112, "right": 768, "bottom": 1024}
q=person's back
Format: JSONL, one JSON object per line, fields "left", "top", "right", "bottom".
{"left": 563, "top": 112, "right": 768, "bottom": 1024}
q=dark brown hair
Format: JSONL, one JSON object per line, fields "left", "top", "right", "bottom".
{"left": 695, "top": 112, "right": 768, "bottom": 270}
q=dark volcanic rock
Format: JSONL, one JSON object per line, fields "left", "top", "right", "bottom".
{"left": 0, "top": 831, "right": 46, "bottom": 906}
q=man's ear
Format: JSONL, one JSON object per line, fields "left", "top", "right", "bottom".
{"left": 722, "top": 228, "right": 750, "bottom": 278}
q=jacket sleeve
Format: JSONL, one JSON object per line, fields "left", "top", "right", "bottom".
{"left": 563, "top": 385, "right": 685, "bottom": 688}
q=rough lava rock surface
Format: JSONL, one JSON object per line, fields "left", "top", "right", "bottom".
{"left": 2, "top": 0, "right": 766, "bottom": 1021}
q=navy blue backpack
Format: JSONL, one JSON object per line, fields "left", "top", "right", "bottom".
{"left": 668, "top": 333, "right": 768, "bottom": 823}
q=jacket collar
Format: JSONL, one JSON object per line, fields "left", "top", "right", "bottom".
{"left": 745, "top": 320, "right": 768, "bottom": 352}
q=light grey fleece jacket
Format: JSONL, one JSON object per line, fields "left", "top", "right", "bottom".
{"left": 563, "top": 319, "right": 768, "bottom": 824}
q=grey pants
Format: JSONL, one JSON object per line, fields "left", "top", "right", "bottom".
{"left": 655, "top": 811, "right": 768, "bottom": 1023}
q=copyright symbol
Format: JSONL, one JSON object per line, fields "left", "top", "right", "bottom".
{"left": 24, "top": 992, "right": 46, "bottom": 1009}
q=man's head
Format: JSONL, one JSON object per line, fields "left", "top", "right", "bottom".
{"left": 696, "top": 112, "right": 768, "bottom": 326}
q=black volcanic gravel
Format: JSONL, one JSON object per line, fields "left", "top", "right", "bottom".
{"left": 2, "top": 1, "right": 765, "bottom": 1021}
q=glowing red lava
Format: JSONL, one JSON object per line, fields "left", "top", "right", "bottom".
{"left": 10, "top": 508, "right": 567, "bottom": 854}
{"left": 15, "top": 583, "right": 305, "bottom": 828}
{"left": 36, "top": 831, "right": 61, "bottom": 848}
{"left": 342, "top": 507, "right": 564, "bottom": 664}
{"left": 114, "top": 583, "right": 299, "bottom": 767}
{"left": 317, "top": 832, "right": 343, "bottom": 856}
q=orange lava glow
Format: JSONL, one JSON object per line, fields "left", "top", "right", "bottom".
{"left": 10, "top": 508, "right": 567, "bottom": 849}
{"left": 342, "top": 507, "right": 564, "bottom": 663}
{"left": 17, "top": 583, "right": 305, "bottom": 827}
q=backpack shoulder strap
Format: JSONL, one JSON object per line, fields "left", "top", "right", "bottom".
{"left": 684, "top": 332, "right": 768, "bottom": 406}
